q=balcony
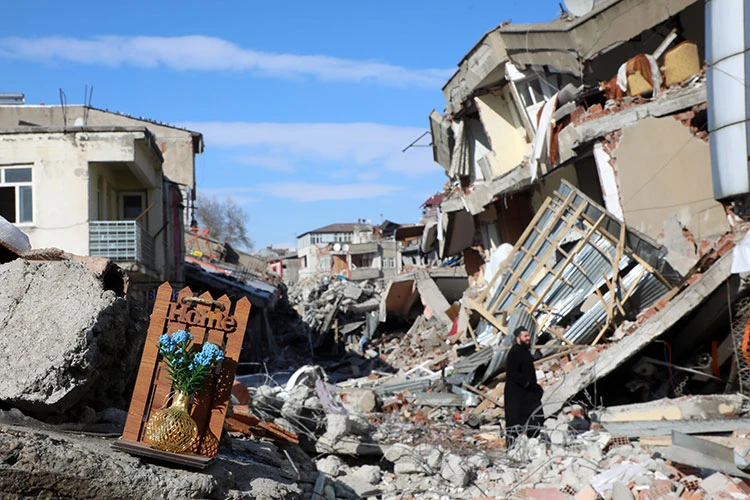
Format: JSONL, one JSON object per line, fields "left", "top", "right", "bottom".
{"left": 349, "top": 241, "right": 379, "bottom": 255}
{"left": 89, "top": 220, "right": 155, "bottom": 269}
{"left": 350, "top": 267, "right": 381, "bottom": 281}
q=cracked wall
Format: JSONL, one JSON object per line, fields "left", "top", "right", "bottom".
{"left": 612, "top": 116, "right": 728, "bottom": 243}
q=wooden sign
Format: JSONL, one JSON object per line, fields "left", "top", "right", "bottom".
{"left": 113, "top": 283, "right": 251, "bottom": 468}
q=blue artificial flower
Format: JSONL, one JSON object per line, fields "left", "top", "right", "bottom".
{"left": 158, "top": 333, "right": 174, "bottom": 350}
{"left": 201, "top": 343, "right": 224, "bottom": 363}
{"left": 171, "top": 330, "right": 192, "bottom": 345}
{"left": 155, "top": 335, "right": 224, "bottom": 393}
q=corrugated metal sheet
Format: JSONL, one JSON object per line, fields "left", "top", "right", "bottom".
{"left": 564, "top": 266, "right": 667, "bottom": 344}
{"left": 374, "top": 378, "right": 433, "bottom": 396}
{"left": 462, "top": 181, "right": 677, "bottom": 382}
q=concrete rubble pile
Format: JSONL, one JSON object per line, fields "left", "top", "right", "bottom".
{"left": 287, "top": 273, "right": 383, "bottom": 351}
{"left": 371, "top": 179, "right": 745, "bottom": 421}
{"left": 0, "top": 252, "right": 361, "bottom": 498}
{"left": 227, "top": 362, "right": 750, "bottom": 499}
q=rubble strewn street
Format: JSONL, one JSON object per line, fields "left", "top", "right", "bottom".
{"left": 7, "top": 0, "right": 750, "bottom": 498}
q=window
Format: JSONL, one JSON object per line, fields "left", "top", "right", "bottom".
{"left": 0, "top": 166, "right": 33, "bottom": 223}
{"left": 120, "top": 192, "right": 146, "bottom": 220}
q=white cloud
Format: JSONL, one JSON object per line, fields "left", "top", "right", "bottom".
{"left": 232, "top": 154, "right": 295, "bottom": 172}
{"left": 0, "top": 35, "right": 452, "bottom": 87}
{"left": 184, "top": 121, "right": 438, "bottom": 177}
{"left": 259, "top": 182, "right": 403, "bottom": 202}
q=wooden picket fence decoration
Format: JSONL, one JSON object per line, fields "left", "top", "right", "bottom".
{"left": 112, "top": 282, "right": 251, "bottom": 468}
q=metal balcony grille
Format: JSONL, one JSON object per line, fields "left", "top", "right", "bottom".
{"left": 89, "top": 220, "right": 155, "bottom": 268}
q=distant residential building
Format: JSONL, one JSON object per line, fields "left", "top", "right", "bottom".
{"left": 297, "top": 221, "right": 401, "bottom": 281}
{"left": 256, "top": 245, "right": 300, "bottom": 283}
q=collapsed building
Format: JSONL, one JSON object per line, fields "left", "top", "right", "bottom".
{"left": 429, "top": 0, "right": 718, "bottom": 264}
{"left": 393, "top": 0, "right": 750, "bottom": 412}
{"left": 7, "top": 1, "right": 750, "bottom": 498}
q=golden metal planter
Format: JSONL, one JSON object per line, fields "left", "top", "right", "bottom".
{"left": 145, "top": 391, "right": 198, "bottom": 453}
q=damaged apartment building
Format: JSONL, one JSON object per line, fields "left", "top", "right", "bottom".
{"left": 417, "top": 0, "right": 750, "bottom": 409}
{"left": 297, "top": 221, "right": 401, "bottom": 281}
{"left": 429, "top": 0, "right": 719, "bottom": 267}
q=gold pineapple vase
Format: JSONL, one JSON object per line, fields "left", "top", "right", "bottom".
{"left": 145, "top": 391, "right": 198, "bottom": 453}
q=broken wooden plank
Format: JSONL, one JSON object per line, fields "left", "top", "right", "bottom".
{"left": 414, "top": 269, "right": 453, "bottom": 327}
{"left": 462, "top": 382, "right": 503, "bottom": 408}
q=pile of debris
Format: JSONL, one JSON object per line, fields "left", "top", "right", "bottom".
{"left": 287, "top": 274, "right": 383, "bottom": 352}
{"left": 374, "top": 181, "right": 744, "bottom": 424}
{"left": 225, "top": 362, "right": 750, "bottom": 499}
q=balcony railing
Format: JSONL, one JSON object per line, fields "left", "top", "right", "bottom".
{"left": 89, "top": 220, "right": 155, "bottom": 269}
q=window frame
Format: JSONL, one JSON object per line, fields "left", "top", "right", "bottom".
{"left": 119, "top": 191, "right": 147, "bottom": 221}
{"left": 0, "top": 164, "right": 34, "bottom": 224}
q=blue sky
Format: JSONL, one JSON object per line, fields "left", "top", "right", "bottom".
{"left": 1, "top": 0, "right": 562, "bottom": 250}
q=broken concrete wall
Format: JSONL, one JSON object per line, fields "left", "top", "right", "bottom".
{"left": 498, "top": 0, "right": 700, "bottom": 76}
{"left": 474, "top": 91, "right": 531, "bottom": 178}
{"left": 530, "top": 164, "right": 580, "bottom": 211}
{"left": 0, "top": 259, "right": 149, "bottom": 415}
{"left": 475, "top": 204, "right": 503, "bottom": 252}
{"left": 613, "top": 116, "right": 728, "bottom": 244}
{"left": 585, "top": 1, "right": 705, "bottom": 83}
{"left": 440, "top": 210, "right": 475, "bottom": 258}
{"left": 442, "top": 29, "right": 509, "bottom": 114}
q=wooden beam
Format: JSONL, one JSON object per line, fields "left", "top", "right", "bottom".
{"left": 466, "top": 296, "right": 507, "bottom": 334}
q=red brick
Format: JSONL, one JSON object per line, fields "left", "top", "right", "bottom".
{"left": 231, "top": 380, "right": 250, "bottom": 405}
{"left": 576, "top": 348, "right": 599, "bottom": 364}
{"left": 570, "top": 106, "right": 586, "bottom": 125}
{"left": 737, "top": 479, "right": 750, "bottom": 494}
{"left": 681, "top": 492, "right": 702, "bottom": 500}
{"left": 518, "top": 488, "right": 569, "bottom": 500}
{"left": 686, "top": 274, "right": 702, "bottom": 285}
{"left": 641, "top": 307, "right": 659, "bottom": 320}
{"left": 716, "top": 241, "right": 736, "bottom": 257}
{"left": 652, "top": 479, "right": 673, "bottom": 491}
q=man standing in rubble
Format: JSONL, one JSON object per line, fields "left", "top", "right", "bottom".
{"left": 504, "top": 326, "right": 544, "bottom": 447}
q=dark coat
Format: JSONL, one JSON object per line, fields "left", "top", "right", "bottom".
{"left": 504, "top": 342, "right": 543, "bottom": 429}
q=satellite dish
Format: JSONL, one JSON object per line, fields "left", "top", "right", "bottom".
{"left": 563, "top": 0, "right": 594, "bottom": 17}
{"left": 343, "top": 244, "right": 350, "bottom": 252}
{"left": 333, "top": 243, "right": 342, "bottom": 252}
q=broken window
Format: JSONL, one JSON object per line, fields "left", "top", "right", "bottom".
{"left": 0, "top": 165, "right": 33, "bottom": 223}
